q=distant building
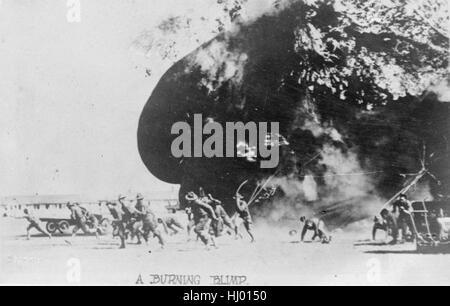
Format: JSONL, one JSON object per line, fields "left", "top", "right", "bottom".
{"left": 0, "top": 192, "right": 179, "bottom": 217}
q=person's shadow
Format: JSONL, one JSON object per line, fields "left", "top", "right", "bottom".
{"left": 354, "top": 239, "right": 389, "bottom": 247}
{"left": 364, "top": 250, "right": 418, "bottom": 255}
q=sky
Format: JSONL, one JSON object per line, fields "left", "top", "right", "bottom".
{"left": 2, "top": 0, "right": 445, "bottom": 199}
{"left": 0, "top": 0, "right": 286, "bottom": 198}
{"left": 0, "top": 0, "right": 217, "bottom": 198}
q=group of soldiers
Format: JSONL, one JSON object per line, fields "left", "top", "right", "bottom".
{"left": 102, "top": 188, "right": 256, "bottom": 250}
{"left": 15, "top": 192, "right": 421, "bottom": 249}
{"left": 372, "top": 194, "right": 421, "bottom": 244}
{"left": 105, "top": 193, "right": 165, "bottom": 249}
{"left": 11, "top": 190, "right": 446, "bottom": 250}
{"left": 11, "top": 188, "right": 256, "bottom": 250}
{"left": 15, "top": 192, "right": 427, "bottom": 249}
{"left": 14, "top": 187, "right": 335, "bottom": 248}
{"left": 183, "top": 188, "right": 255, "bottom": 249}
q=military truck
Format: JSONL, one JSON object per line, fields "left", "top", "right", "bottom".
{"left": 40, "top": 213, "right": 111, "bottom": 235}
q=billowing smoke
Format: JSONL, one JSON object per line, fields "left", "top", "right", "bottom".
{"left": 187, "top": 39, "right": 249, "bottom": 91}
{"left": 252, "top": 94, "right": 384, "bottom": 228}
{"left": 131, "top": 0, "right": 295, "bottom": 67}
{"left": 429, "top": 79, "right": 450, "bottom": 103}
{"left": 137, "top": 0, "right": 450, "bottom": 231}
{"left": 315, "top": 145, "right": 383, "bottom": 226}
{"left": 256, "top": 142, "right": 383, "bottom": 228}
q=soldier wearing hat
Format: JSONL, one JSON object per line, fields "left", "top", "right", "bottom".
{"left": 117, "top": 194, "right": 131, "bottom": 217}
{"left": 234, "top": 193, "right": 255, "bottom": 243}
{"left": 185, "top": 191, "right": 219, "bottom": 249}
{"left": 133, "top": 193, "right": 165, "bottom": 248}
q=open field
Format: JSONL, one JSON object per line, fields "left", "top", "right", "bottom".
{"left": 1, "top": 217, "right": 449, "bottom": 285}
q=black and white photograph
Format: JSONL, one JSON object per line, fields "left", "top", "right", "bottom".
{"left": 0, "top": 0, "right": 449, "bottom": 287}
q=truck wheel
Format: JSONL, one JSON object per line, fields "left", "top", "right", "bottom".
{"left": 58, "top": 220, "right": 70, "bottom": 233}
{"left": 46, "top": 222, "right": 58, "bottom": 234}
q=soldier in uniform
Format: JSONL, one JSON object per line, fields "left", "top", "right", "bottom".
{"left": 157, "top": 209, "right": 184, "bottom": 236}
{"left": 115, "top": 194, "right": 139, "bottom": 241}
{"left": 106, "top": 199, "right": 127, "bottom": 249}
{"left": 127, "top": 203, "right": 144, "bottom": 245}
{"left": 134, "top": 194, "right": 165, "bottom": 248}
{"left": 207, "top": 195, "right": 237, "bottom": 238}
{"left": 185, "top": 206, "right": 195, "bottom": 239}
{"left": 68, "top": 202, "right": 99, "bottom": 238}
{"left": 376, "top": 209, "right": 399, "bottom": 244}
{"left": 235, "top": 193, "right": 255, "bottom": 243}
{"left": 372, "top": 215, "right": 388, "bottom": 241}
{"left": 185, "top": 191, "right": 219, "bottom": 249}
{"left": 16, "top": 208, "right": 52, "bottom": 240}
{"left": 392, "top": 194, "right": 419, "bottom": 241}
{"left": 299, "top": 216, "right": 331, "bottom": 243}
{"left": 79, "top": 205, "right": 102, "bottom": 237}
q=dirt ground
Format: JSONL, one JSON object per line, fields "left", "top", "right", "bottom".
{"left": 1, "top": 216, "right": 449, "bottom": 285}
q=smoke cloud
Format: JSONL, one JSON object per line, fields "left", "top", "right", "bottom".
{"left": 259, "top": 144, "right": 383, "bottom": 229}
{"left": 428, "top": 79, "right": 450, "bottom": 103}
{"left": 187, "top": 39, "right": 249, "bottom": 91}
{"left": 137, "top": 0, "right": 450, "bottom": 232}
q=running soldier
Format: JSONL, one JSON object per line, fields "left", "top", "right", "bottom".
{"left": 80, "top": 205, "right": 102, "bottom": 236}
{"left": 158, "top": 209, "right": 184, "bottom": 236}
{"left": 299, "top": 216, "right": 331, "bottom": 243}
{"left": 14, "top": 208, "right": 52, "bottom": 240}
{"left": 235, "top": 193, "right": 255, "bottom": 243}
{"left": 128, "top": 205, "right": 144, "bottom": 244}
{"left": 106, "top": 198, "right": 126, "bottom": 249}
{"left": 197, "top": 188, "right": 223, "bottom": 238}
{"left": 185, "top": 191, "right": 219, "bottom": 249}
{"left": 134, "top": 194, "right": 165, "bottom": 248}
{"left": 207, "top": 194, "right": 237, "bottom": 238}
{"left": 185, "top": 206, "right": 195, "bottom": 239}
{"left": 67, "top": 202, "right": 99, "bottom": 238}
{"left": 116, "top": 194, "right": 140, "bottom": 242}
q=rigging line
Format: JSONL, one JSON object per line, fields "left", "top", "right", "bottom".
{"left": 297, "top": 171, "right": 385, "bottom": 178}
{"left": 248, "top": 170, "right": 281, "bottom": 205}
{"left": 249, "top": 149, "right": 336, "bottom": 204}
{"left": 300, "top": 150, "right": 323, "bottom": 169}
